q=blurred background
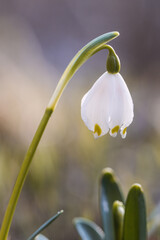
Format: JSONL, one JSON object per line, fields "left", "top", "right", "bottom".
{"left": 0, "top": 0, "right": 160, "bottom": 239}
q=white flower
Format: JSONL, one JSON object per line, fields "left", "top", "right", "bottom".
{"left": 81, "top": 71, "right": 134, "bottom": 138}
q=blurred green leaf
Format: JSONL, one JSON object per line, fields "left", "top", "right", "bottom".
{"left": 148, "top": 202, "right": 160, "bottom": 237}
{"left": 100, "top": 168, "right": 124, "bottom": 240}
{"left": 73, "top": 217, "right": 105, "bottom": 240}
{"left": 35, "top": 234, "right": 49, "bottom": 240}
{"left": 123, "top": 184, "right": 147, "bottom": 240}
{"left": 27, "top": 210, "right": 63, "bottom": 240}
{"left": 113, "top": 201, "right": 124, "bottom": 240}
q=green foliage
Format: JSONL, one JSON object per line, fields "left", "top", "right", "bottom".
{"left": 113, "top": 201, "right": 124, "bottom": 240}
{"left": 100, "top": 168, "right": 124, "bottom": 240}
{"left": 123, "top": 184, "right": 147, "bottom": 240}
{"left": 74, "top": 168, "right": 147, "bottom": 240}
{"left": 73, "top": 218, "right": 104, "bottom": 240}
{"left": 27, "top": 210, "right": 63, "bottom": 240}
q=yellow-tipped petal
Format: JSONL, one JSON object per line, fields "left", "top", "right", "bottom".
{"left": 109, "top": 125, "right": 120, "bottom": 137}
{"left": 120, "top": 127, "right": 127, "bottom": 139}
{"left": 94, "top": 124, "right": 102, "bottom": 136}
{"left": 81, "top": 72, "right": 133, "bottom": 139}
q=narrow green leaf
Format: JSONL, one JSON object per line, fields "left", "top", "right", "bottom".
{"left": 123, "top": 184, "right": 147, "bottom": 240}
{"left": 100, "top": 168, "right": 124, "bottom": 240}
{"left": 113, "top": 201, "right": 125, "bottom": 240}
{"left": 27, "top": 210, "right": 63, "bottom": 240}
{"left": 35, "top": 234, "right": 49, "bottom": 240}
{"left": 73, "top": 217, "right": 105, "bottom": 240}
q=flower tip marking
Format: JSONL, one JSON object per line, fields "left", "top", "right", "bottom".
{"left": 120, "top": 127, "right": 127, "bottom": 139}
{"left": 110, "top": 125, "right": 120, "bottom": 137}
{"left": 94, "top": 124, "right": 102, "bottom": 138}
{"left": 111, "top": 125, "right": 120, "bottom": 134}
{"left": 123, "top": 127, "right": 127, "bottom": 135}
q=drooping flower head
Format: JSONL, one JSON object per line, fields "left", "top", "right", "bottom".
{"left": 81, "top": 45, "right": 134, "bottom": 139}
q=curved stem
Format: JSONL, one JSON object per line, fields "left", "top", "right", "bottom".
{"left": 47, "top": 31, "right": 119, "bottom": 111}
{"left": 0, "top": 31, "right": 119, "bottom": 240}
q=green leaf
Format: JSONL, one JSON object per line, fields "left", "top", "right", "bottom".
{"left": 113, "top": 201, "right": 125, "bottom": 240}
{"left": 35, "top": 234, "right": 49, "bottom": 240}
{"left": 123, "top": 184, "right": 147, "bottom": 240}
{"left": 73, "top": 217, "right": 105, "bottom": 240}
{"left": 100, "top": 168, "right": 124, "bottom": 240}
{"left": 27, "top": 210, "right": 63, "bottom": 240}
{"left": 148, "top": 203, "right": 160, "bottom": 237}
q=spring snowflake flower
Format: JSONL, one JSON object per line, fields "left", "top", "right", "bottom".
{"left": 81, "top": 71, "right": 134, "bottom": 138}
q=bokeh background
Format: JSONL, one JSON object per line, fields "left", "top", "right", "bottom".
{"left": 0, "top": 0, "right": 160, "bottom": 239}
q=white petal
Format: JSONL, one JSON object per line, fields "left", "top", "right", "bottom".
{"left": 106, "top": 73, "right": 134, "bottom": 137}
{"left": 81, "top": 72, "right": 134, "bottom": 139}
{"left": 81, "top": 72, "right": 113, "bottom": 137}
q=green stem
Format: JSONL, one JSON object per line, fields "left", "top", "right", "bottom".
{"left": 0, "top": 31, "right": 119, "bottom": 240}
{"left": 0, "top": 109, "right": 52, "bottom": 240}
